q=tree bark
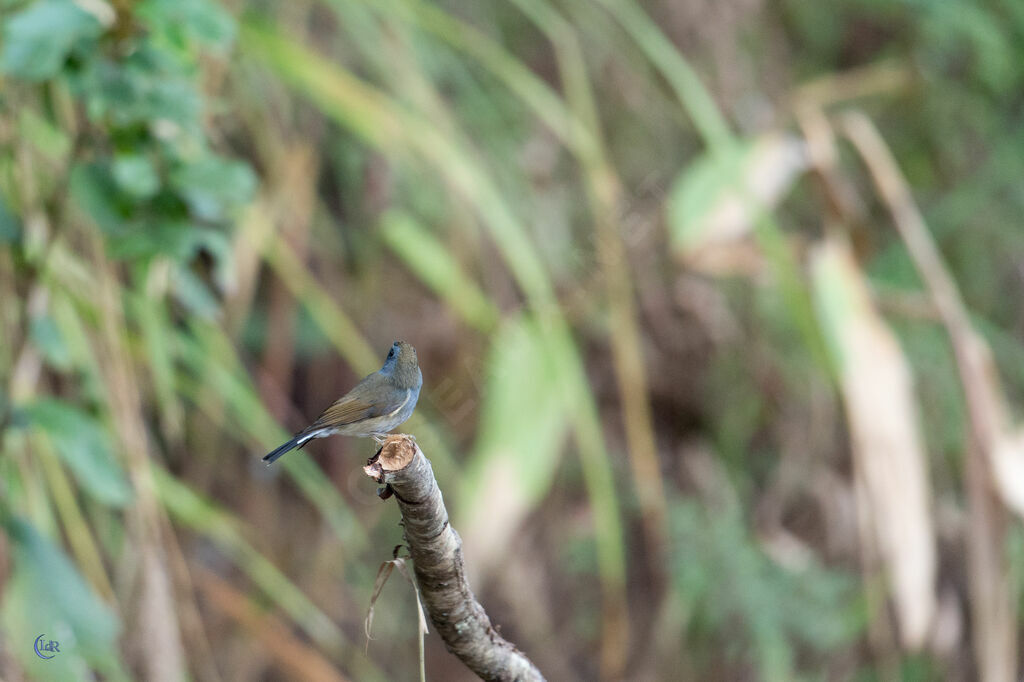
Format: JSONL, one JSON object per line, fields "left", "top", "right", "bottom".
{"left": 364, "top": 435, "right": 545, "bottom": 682}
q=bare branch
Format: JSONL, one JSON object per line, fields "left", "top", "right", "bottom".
{"left": 364, "top": 435, "right": 546, "bottom": 682}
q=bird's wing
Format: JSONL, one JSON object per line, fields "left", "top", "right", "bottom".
{"left": 311, "top": 394, "right": 377, "bottom": 428}
{"left": 309, "top": 375, "right": 408, "bottom": 429}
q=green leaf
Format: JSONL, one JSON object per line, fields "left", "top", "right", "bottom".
{"left": 172, "top": 266, "right": 220, "bottom": 319}
{"left": 667, "top": 135, "right": 808, "bottom": 255}
{"left": 809, "top": 239, "right": 861, "bottom": 373}
{"left": 1, "top": 516, "right": 125, "bottom": 679}
{"left": 0, "top": 194, "right": 21, "bottom": 244}
{"left": 170, "top": 155, "right": 256, "bottom": 222}
{"left": 70, "top": 163, "right": 126, "bottom": 234}
{"left": 0, "top": 0, "right": 103, "bottom": 81}
{"left": 138, "top": 0, "right": 236, "bottom": 52}
{"left": 464, "top": 315, "right": 570, "bottom": 512}
{"left": 104, "top": 221, "right": 188, "bottom": 261}
{"left": 22, "top": 400, "right": 133, "bottom": 507}
{"left": 112, "top": 154, "right": 160, "bottom": 199}
{"left": 29, "top": 314, "right": 73, "bottom": 371}
{"left": 19, "top": 109, "right": 72, "bottom": 164}
{"left": 669, "top": 144, "right": 743, "bottom": 242}
{"left": 71, "top": 50, "right": 202, "bottom": 132}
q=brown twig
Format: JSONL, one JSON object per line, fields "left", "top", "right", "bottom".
{"left": 840, "top": 110, "right": 1017, "bottom": 682}
{"left": 194, "top": 567, "right": 350, "bottom": 682}
{"left": 364, "top": 435, "right": 546, "bottom": 682}
{"left": 86, "top": 229, "right": 187, "bottom": 682}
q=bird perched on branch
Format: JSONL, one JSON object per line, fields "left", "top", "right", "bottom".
{"left": 263, "top": 340, "right": 422, "bottom": 464}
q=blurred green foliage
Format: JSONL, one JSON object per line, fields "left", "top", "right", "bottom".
{"left": 2, "top": 0, "right": 1024, "bottom": 679}
{"left": 670, "top": 499, "right": 860, "bottom": 681}
{"left": 3, "top": 0, "right": 253, "bottom": 267}
{"left": 1, "top": 0, "right": 259, "bottom": 676}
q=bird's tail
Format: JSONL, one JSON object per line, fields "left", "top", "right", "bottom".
{"left": 262, "top": 434, "right": 304, "bottom": 464}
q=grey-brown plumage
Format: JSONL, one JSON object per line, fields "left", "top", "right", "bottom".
{"left": 263, "top": 341, "right": 422, "bottom": 464}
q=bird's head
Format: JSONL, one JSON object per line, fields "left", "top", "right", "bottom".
{"left": 382, "top": 340, "right": 420, "bottom": 378}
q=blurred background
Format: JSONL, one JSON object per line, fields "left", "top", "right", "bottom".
{"left": 2, "top": 0, "right": 1024, "bottom": 679}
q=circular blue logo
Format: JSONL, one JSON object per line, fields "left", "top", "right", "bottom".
{"left": 34, "top": 634, "right": 57, "bottom": 660}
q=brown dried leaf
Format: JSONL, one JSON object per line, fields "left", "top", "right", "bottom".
{"left": 811, "top": 237, "right": 937, "bottom": 650}
{"left": 992, "top": 431, "right": 1024, "bottom": 512}
{"left": 364, "top": 560, "right": 397, "bottom": 648}
{"left": 961, "top": 333, "right": 1024, "bottom": 517}
{"left": 364, "top": 554, "right": 429, "bottom": 656}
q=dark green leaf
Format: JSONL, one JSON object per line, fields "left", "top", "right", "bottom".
{"left": 72, "top": 53, "right": 202, "bottom": 132}
{"left": 70, "top": 163, "right": 126, "bottom": 234}
{"left": 170, "top": 155, "right": 256, "bottom": 222}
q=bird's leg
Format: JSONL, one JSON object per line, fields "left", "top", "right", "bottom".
{"left": 369, "top": 434, "right": 385, "bottom": 460}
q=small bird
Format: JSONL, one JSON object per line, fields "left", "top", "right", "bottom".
{"left": 263, "top": 340, "right": 422, "bottom": 464}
